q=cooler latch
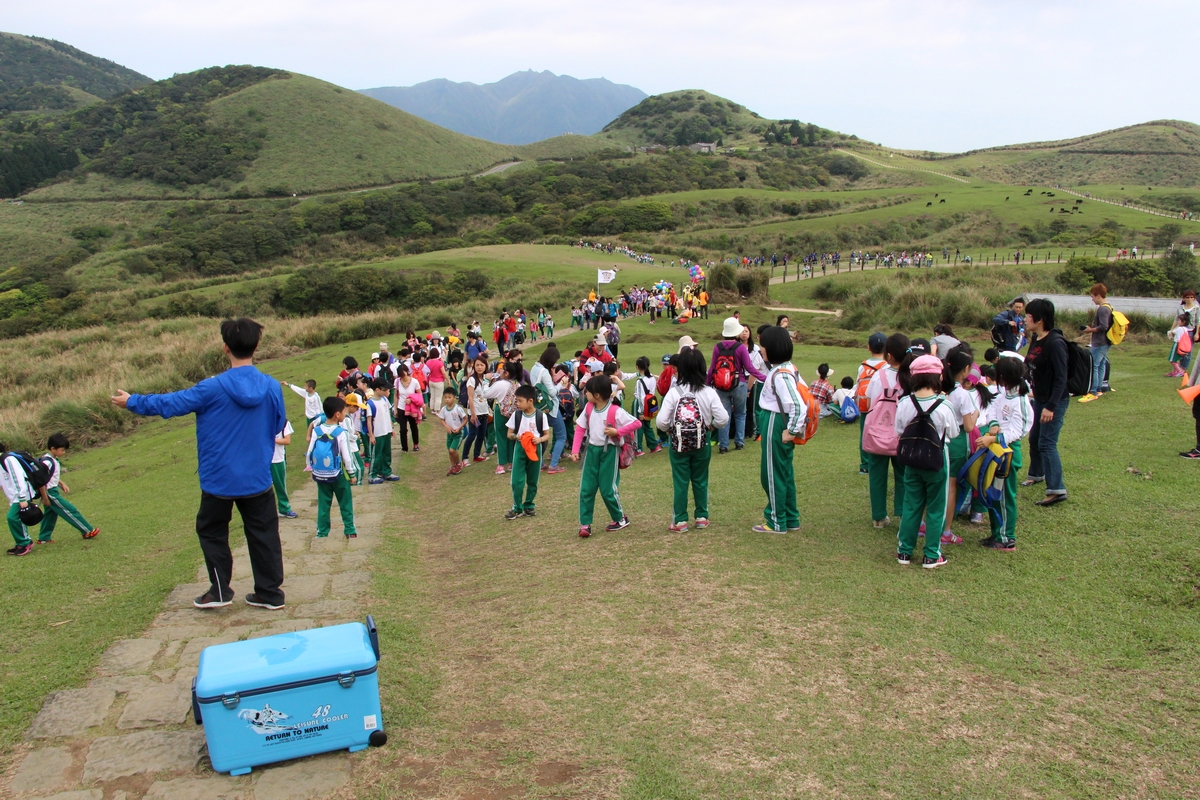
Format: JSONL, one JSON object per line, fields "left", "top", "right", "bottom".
{"left": 221, "top": 693, "right": 240, "bottom": 709}
{"left": 338, "top": 673, "right": 356, "bottom": 688}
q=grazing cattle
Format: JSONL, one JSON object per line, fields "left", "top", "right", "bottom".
{"left": 1075, "top": 199, "right": 1083, "bottom": 204}
{"left": 934, "top": 193, "right": 938, "bottom": 197}
{"left": 1047, "top": 192, "right": 1055, "bottom": 197}
{"left": 1005, "top": 197, "right": 1010, "bottom": 201}
{"left": 926, "top": 202, "right": 932, "bottom": 207}
{"left": 939, "top": 199, "right": 946, "bottom": 204}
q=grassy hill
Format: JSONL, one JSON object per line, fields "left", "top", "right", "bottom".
{"left": 0, "top": 31, "right": 150, "bottom": 112}
{"left": 208, "top": 74, "right": 520, "bottom": 195}
{"left": 599, "top": 89, "right": 847, "bottom": 149}
{"left": 861, "top": 120, "right": 1200, "bottom": 188}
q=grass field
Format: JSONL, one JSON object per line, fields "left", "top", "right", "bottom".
{"left": 844, "top": 121, "right": 1200, "bottom": 189}
{"left": 3, "top": 309, "right": 1198, "bottom": 796}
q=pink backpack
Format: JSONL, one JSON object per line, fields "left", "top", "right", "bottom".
{"left": 861, "top": 369, "right": 900, "bottom": 457}
{"left": 584, "top": 402, "right": 636, "bottom": 469}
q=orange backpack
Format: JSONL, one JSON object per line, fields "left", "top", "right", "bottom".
{"left": 772, "top": 370, "right": 820, "bottom": 445}
{"left": 854, "top": 360, "right": 882, "bottom": 413}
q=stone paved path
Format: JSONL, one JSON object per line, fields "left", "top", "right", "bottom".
{"left": 6, "top": 474, "right": 394, "bottom": 800}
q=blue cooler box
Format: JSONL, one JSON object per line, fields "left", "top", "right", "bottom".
{"left": 192, "top": 616, "right": 386, "bottom": 775}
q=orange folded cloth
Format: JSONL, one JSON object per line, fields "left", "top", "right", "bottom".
{"left": 520, "top": 430, "right": 539, "bottom": 461}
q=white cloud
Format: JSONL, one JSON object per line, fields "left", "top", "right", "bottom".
{"left": 5, "top": 0, "right": 1198, "bottom": 150}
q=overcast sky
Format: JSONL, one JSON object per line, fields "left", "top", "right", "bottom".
{"left": 7, "top": 0, "right": 1198, "bottom": 152}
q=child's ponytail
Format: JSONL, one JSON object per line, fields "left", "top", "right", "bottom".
{"left": 995, "top": 357, "right": 1029, "bottom": 396}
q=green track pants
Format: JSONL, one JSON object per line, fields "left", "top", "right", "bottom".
{"left": 759, "top": 409, "right": 798, "bottom": 531}
{"left": 867, "top": 452, "right": 906, "bottom": 522}
{"left": 578, "top": 443, "right": 624, "bottom": 526}
{"left": 510, "top": 446, "right": 541, "bottom": 513}
{"left": 989, "top": 440, "right": 1023, "bottom": 542}
{"left": 270, "top": 461, "right": 292, "bottom": 514}
{"left": 7, "top": 502, "right": 31, "bottom": 547}
{"left": 40, "top": 486, "right": 93, "bottom": 540}
{"left": 494, "top": 422, "right": 514, "bottom": 468}
{"left": 371, "top": 433, "right": 393, "bottom": 479}
{"left": 637, "top": 419, "right": 660, "bottom": 452}
{"left": 316, "top": 473, "right": 356, "bottom": 537}
{"left": 897, "top": 454, "right": 949, "bottom": 561}
{"left": 669, "top": 445, "right": 710, "bottom": 524}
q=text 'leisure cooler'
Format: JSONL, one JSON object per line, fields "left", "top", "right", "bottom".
{"left": 192, "top": 617, "right": 386, "bottom": 775}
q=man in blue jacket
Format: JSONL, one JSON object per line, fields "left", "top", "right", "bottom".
{"left": 112, "top": 318, "right": 288, "bottom": 610}
{"left": 992, "top": 298, "right": 1026, "bottom": 351}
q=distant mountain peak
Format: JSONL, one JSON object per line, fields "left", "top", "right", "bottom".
{"left": 359, "top": 71, "right": 647, "bottom": 145}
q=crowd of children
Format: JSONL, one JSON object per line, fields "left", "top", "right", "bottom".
{"left": 0, "top": 293, "right": 1073, "bottom": 572}
{"left": 223, "top": 300, "right": 1061, "bottom": 576}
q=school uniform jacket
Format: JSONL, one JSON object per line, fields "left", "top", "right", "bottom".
{"left": 758, "top": 364, "right": 808, "bottom": 435}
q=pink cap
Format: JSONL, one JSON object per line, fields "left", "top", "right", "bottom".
{"left": 910, "top": 355, "right": 943, "bottom": 376}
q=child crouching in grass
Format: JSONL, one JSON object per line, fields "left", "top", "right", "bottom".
{"left": 571, "top": 375, "right": 640, "bottom": 538}
{"left": 39, "top": 433, "right": 100, "bottom": 542}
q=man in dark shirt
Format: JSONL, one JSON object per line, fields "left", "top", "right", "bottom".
{"left": 1023, "top": 299, "right": 1069, "bottom": 506}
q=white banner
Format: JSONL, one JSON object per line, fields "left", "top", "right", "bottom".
{"left": 597, "top": 269, "right": 617, "bottom": 284}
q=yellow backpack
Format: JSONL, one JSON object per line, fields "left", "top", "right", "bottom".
{"left": 1103, "top": 303, "right": 1128, "bottom": 346}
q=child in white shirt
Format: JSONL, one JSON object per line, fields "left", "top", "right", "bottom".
{"left": 570, "top": 375, "right": 640, "bottom": 537}
{"left": 893, "top": 355, "right": 960, "bottom": 569}
{"left": 283, "top": 379, "right": 323, "bottom": 425}
{"left": 975, "top": 357, "right": 1034, "bottom": 549}
{"left": 1168, "top": 313, "right": 1192, "bottom": 378}
{"left": 0, "top": 445, "right": 37, "bottom": 555}
{"left": 306, "top": 397, "right": 360, "bottom": 538}
{"left": 436, "top": 389, "right": 468, "bottom": 475}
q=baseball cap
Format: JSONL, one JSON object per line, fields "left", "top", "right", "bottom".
{"left": 868, "top": 332, "right": 886, "bottom": 351}
{"left": 585, "top": 358, "right": 604, "bottom": 371}
{"left": 661, "top": 354, "right": 672, "bottom": 365}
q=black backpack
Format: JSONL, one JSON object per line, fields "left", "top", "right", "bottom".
{"left": 509, "top": 410, "right": 546, "bottom": 437}
{"left": 3, "top": 451, "right": 52, "bottom": 493}
{"left": 896, "top": 397, "right": 946, "bottom": 472}
{"left": 1064, "top": 338, "right": 1093, "bottom": 397}
{"left": 990, "top": 322, "right": 1008, "bottom": 348}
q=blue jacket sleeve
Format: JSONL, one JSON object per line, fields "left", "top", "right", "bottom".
{"left": 126, "top": 381, "right": 215, "bottom": 419}
{"left": 992, "top": 310, "right": 1011, "bottom": 327}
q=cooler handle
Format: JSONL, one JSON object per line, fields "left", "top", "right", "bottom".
{"left": 191, "top": 676, "right": 202, "bottom": 725}
{"left": 366, "top": 615, "right": 380, "bottom": 661}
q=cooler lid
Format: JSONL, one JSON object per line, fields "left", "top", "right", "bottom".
{"left": 195, "top": 622, "right": 376, "bottom": 699}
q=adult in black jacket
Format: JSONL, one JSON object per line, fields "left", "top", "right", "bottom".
{"left": 1022, "top": 299, "right": 1069, "bottom": 506}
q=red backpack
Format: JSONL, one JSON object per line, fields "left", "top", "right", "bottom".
{"left": 712, "top": 341, "right": 741, "bottom": 391}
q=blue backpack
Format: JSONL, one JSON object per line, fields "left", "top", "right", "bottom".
{"left": 958, "top": 434, "right": 1014, "bottom": 512}
{"left": 838, "top": 395, "right": 860, "bottom": 423}
{"left": 309, "top": 425, "right": 345, "bottom": 484}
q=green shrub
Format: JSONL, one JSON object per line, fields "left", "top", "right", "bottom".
{"left": 734, "top": 268, "right": 770, "bottom": 300}
{"left": 1086, "top": 229, "right": 1120, "bottom": 248}
{"left": 709, "top": 263, "right": 737, "bottom": 292}
{"left": 1152, "top": 223, "right": 1182, "bottom": 249}
{"left": 1163, "top": 250, "right": 1200, "bottom": 294}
